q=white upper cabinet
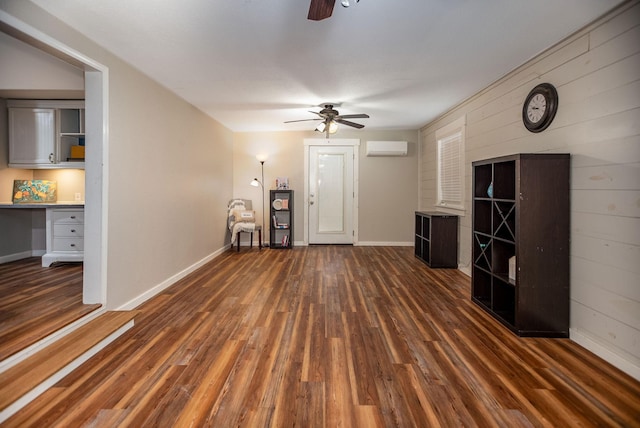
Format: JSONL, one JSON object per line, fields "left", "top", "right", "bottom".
{"left": 8, "top": 99, "right": 85, "bottom": 169}
{"left": 8, "top": 107, "right": 56, "bottom": 165}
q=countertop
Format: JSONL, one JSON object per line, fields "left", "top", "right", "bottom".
{"left": 0, "top": 202, "right": 85, "bottom": 209}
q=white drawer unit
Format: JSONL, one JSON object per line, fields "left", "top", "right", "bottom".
{"left": 43, "top": 207, "right": 85, "bottom": 267}
{"left": 52, "top": 209, "right": 85, "bottom": 224}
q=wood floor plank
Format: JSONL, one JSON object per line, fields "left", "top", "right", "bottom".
{"left": 0, "top": 310, "right": 136, "bottom": 412}
{"left": 3, "top": 246, "right": 639, "bottom": 427}
{"left": 0, "top": 258, "right": 100, "bottom": 360}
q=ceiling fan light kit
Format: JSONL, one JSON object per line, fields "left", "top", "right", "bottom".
{"left": 285, "top": 104, "right": 369, "bottom": 138}
{"left": 341, "top": 0, "right": 360, "bottom": 7}
{"left": 315, "top": 120, "right": 339, "bottom": 134}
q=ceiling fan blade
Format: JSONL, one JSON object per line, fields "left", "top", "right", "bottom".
{"left": 308, "top": 0, "right": 335, "bottom": 21}
{"left": 284, "top": 119, "right": 322, "bottom": 123}
{"left": 336, "top": 113, "right": 370, "bottom": 119}
{"left": 336, "top": 119, "right": 365, "bottom": 129}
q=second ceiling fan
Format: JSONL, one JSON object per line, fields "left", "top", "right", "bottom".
{"left": 308, "top": 0, "right": 360, "bottom": 21}
{"left": 285, "top": 104, "right": 370, "bottom": 138}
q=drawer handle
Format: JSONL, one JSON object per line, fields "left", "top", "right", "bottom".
{"left": 70, "top": 216, "right": 76, "bottom": 219}
{"left": 70, "top": 229, "right": 76, "bottom": 233}
{"left": 70, "top": 244, "right": 76, "bottom": 247}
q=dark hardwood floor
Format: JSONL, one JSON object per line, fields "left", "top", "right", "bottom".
{"left": 3, "top": 247, "right": 639, "bottom": 427}
{"left": 0, "top": 258, "right": 101, "bottom": 361}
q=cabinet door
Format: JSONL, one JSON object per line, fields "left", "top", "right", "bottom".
{"left": 9, "top": 108, "right": 56, "bottom": 165}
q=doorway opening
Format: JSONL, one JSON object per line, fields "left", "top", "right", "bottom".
{"left": 0, "top": 10, "right": 108, "bottom": 366}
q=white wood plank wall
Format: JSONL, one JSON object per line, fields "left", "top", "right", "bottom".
{"left": 419, "top": 1, "right": 640, "bottom": 379}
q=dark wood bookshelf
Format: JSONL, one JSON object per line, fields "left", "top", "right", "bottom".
{"left": 471, "top": 153, "right": 570, "bottom": 337}
{"left": 270, "top": 190, "right": 293, "bottom": 249}
{"left": 415, "top": 211, "right": 458, "bottom": 268}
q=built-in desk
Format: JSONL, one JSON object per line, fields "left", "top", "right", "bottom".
{"left": 0, "top": 203, "right": 85, "bottom": 266}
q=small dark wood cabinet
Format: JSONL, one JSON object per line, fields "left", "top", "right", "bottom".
{"left": 270, "top": 190, "right": 293, "bottom": 249}
{"left": 471, "top": 153, "right": 570, "bottom": 337}
{"left": 414, "top": 211, "right": 458, "bottom": 268}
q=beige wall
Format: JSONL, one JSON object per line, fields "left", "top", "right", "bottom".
{"left": 0, "top": 30, "right": 84, "bottom": 93}
{"left": 1, "top": 0, "right": 235, "bottom": 309}
{"left": 419, "top": 2, "right": 640, "bottom": 377}
{"left": 233, "top": 129, "right": 419, "bottom": 245}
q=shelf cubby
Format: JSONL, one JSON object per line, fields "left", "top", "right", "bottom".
{"left": 492, "top": 239, "right": 515, "bottom": 279}
{"left": 473, "top": 200, "right": 492, "bottom": 235}
{"left": 472, "top": 266, "right": 492, "bottom": 308}
{"left": 474, "top": 163, "right": 493, "bottom": 198}
{"left": 493, "top": 278, "right": 515, "bottom": 325}
{"left": 493, "top": 160, "right": 516, "bottom": 200}
{"left": 493, "top": 201, "right": 516, "bottom": 242}
{"left": 473, "top": 233, "right": 492, "bottom": 272}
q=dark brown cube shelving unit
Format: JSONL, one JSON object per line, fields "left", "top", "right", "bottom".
{"left": 270, "top": 190, "right": 293, "bottom": 249}
{"left": 414, "top": 211, "right": 458, "bottom": 268}
{"left": 472, "top": 153, "right": 570, "bottom": 337}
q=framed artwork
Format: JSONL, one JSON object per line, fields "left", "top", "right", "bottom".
{"left": 12, "top": 180, "right": 57, "bottom": 203}
{"left": 276, "top": 177, "right": 289, "bottom": 190}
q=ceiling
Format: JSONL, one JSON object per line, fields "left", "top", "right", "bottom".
{"left": 29, "top": 0, "right": 624, "bottom": 133}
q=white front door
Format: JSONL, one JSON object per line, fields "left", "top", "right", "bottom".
{"left": 308, "top": 145, "right": 354, "bottom": 244}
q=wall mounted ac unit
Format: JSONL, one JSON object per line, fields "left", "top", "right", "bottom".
{"left": 365, "top": 141, "right": 408, "bottom": 157}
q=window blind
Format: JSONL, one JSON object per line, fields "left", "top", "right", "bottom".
{"left": 438, "top": 131, "right": 462, "bottom": 205}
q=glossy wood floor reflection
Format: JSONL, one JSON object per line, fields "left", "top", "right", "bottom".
{"left": 5, "top": 247, "right": 640, "bottom": 427}
{"left": 0, "top": 258, "right": 100, "bottom": 360}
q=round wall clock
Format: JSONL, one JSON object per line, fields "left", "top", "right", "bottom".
{"left": 522, "top": 83, "right": 558, "bottom": 133}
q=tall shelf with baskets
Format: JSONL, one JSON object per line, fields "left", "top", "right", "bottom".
{"left": 270, "top": 190, "right": 293, "bottom": 249}
{"left": 472, "top": 153, "right": 570, "bottom": 337}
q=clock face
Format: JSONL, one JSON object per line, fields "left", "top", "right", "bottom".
{"left": 522, "top": 83, "right": 558, "bottom": 133}
{"left": 527, "top": 94, "right": 547, "bottom": 123}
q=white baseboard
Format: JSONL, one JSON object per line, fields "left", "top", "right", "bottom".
{"left": 570, "top": 328, "right": 640, "bottom": 381}
{"left": 0, "top": 250, "right": 44, "bottom": 264}
{"left": 295, "top": 241, "right": 413, "bottom": 247}
{"left": 356, "top": 241, "right": 414, "bottom": 246}
{"left": 117, "top": 245, "right": 230, "bottom": 311}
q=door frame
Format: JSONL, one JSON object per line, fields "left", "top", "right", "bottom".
{"left": 303, "top": 138, "right": 359, "bottom": 246}
{"left": 1, "top": 11, "right": 108, "bottom": 306}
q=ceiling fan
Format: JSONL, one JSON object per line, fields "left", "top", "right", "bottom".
{"left": 285, "top": 104, "right": 370, "bottom": 137}
{"left": 308, "top": 0, "right": 360, "bottom": 21}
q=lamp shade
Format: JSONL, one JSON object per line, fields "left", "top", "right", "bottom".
{"left": 250, "top": 178, "right": 261, "bottom": 187}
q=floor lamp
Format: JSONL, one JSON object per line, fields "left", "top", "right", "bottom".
{"left": 250, "top": 159, "right": 267, "bottom": 247}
